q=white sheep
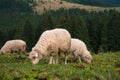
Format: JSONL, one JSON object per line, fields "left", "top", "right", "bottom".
{"left": 0, "top": 40, "right": 26, "bottom": 54}
{"left": 70, "top": 38, "right": 92, "bottom": 63}
{"left": 29, "top": 28, "right": 71, "bottom": 64}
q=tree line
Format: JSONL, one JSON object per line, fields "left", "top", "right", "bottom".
{"left": 66, "top": 0, "right": 120, "bottom": 7}
{"left": 0, "top": 8, "right": 120, "bottom": 53}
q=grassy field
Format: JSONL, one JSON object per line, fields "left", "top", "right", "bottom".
{"left": 33, "top": 0, "right": 120, "bottom": 14}
{"left": 0, "top": 52, "right": 120, "bottom": 80}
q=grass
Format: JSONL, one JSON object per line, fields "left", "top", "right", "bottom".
{"left": 0, "top": 52, "right": 120, "bottom": 80}
{"left": 34, "top": 0, "right": 120, "bottom": 14}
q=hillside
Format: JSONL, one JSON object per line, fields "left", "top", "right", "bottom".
{"left": 33, "top": 0, "right": 120, "bottom": 14}
{"left": 0, "top": 0, "right": 120, "bottom": 14}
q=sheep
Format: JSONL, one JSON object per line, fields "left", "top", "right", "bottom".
{"left": 70, "top": 38, "right": 92, "bottom": 63}
{"left": 0, "top": 40, "right": 26, "bottom": 54}
{"left": 29, "top": 28, "right": 71, "bottom": 64}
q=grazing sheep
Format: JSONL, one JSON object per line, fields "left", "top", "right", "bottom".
{"left": 0, "top": 40, "right": 26, "bottom": 54}
{"left": 29, "top": 28, "right": 71, "bottom": 64}
{"left": 70, "top": 38, "right": 92, "bottom": 63}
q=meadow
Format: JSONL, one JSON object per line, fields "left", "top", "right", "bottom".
{"left": 0, "top": 52, "right": 120, "bottom": 80}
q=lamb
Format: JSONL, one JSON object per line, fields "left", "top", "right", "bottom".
{"left": 0, "top": 40, "right": 26, "bottom": 54}
{"left": 29, "top": 28, "right": 71, "bottom": 64}
{"left": 70, "top": 38, "right": 92, "bottom": 63}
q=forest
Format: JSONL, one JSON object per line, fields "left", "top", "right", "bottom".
{"left": 0, "top": 0, "right": 120, "bottom": 54}
{"left": 0, "top": 8, "right": 120, "bottom": 53}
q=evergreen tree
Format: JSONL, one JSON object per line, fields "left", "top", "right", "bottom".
{"left": 6, "top": 28, "right": 17, "bottom": 40}
{"left": 100, "top": 11, "right": 110, "bottom": 52}
{"left": 71, "top": 14, "right": 89, "bottom": 45}
{"left": 41, "top": 13, "right": 54, "bottom": 30}
{"left": 0, "top": 29, "right": 5, "bottom": 48}
{"left": 55, "top": 12, "right": 72, "bottom": 33}
{"left": 87, "top": 12, "right": 103, "bottom": 53}
{"left": 23, "top": 20, "right": 34, "bottom": 50}
{"left": 107, "top": 11, "right": 120, "bottom": 51}
{"left": 36, "top": 13, "right": 54, "bottom": 41}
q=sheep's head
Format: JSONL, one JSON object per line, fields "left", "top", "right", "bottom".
{"left": 29, "top": 51, "right": 43, "bottom": 64}
{"left": 83, "top": 51, "right": 92, "bottom": 63}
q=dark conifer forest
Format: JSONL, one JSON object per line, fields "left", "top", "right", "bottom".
{"left": 0, "top": 0, "right": 120, "bottom": 53}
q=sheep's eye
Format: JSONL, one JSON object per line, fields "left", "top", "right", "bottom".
{"left": 32, "top": 56, "right": 36, "bottom": 59}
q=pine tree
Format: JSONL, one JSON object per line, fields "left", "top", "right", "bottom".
{"left": 87, "top": 12, "right": 103, "bottom": 53}
{"left": 71, "top": 14, "right": 89, "bottom": 44}
{"left": 55, "top": 12, "right": 72, "bottom": 34}
{"left": 107, "top": 11, "right": 120, "bottom": 51}
{"left": 41, "top": 13, "right": 54, "bottom": 30}
{"left": 23, "top": 20, "right": 34, "bottom": 50}
{"left": 100, "top": 11, "right": 110, "bottom": 52}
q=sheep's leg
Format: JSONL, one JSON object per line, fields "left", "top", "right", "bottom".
{"left": 72, "top": 52, "right": 78, "bottom": 62}
{"left": 78, "top": 56, "right": 81, "bottom": 63}
{"left": 65, "top": 56, "right": 68, "bottom": 64}
{"left": 18, "top": 49, "right": 21, "bottom": 54}
{"left": 56, "top": 52, "right": 60, "bottom": 64}
{"left": 65, "top": 52, "right": 69, "bottom": 65}
{"left": 49, "top": 55, "right": 53, "bottom": 64}
{"left": 52, "top": 58, "right": 55, "bottom": 64}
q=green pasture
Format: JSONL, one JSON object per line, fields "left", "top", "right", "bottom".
{"left": 0, "top": 52, "right": 120, "bottom": 80}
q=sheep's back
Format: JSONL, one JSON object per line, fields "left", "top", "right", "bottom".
{"left": 70, "top": 39, "right": 87, "bottom": 52}
{"left": 36, "top": 28, "right": 71, "bottom": 53}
